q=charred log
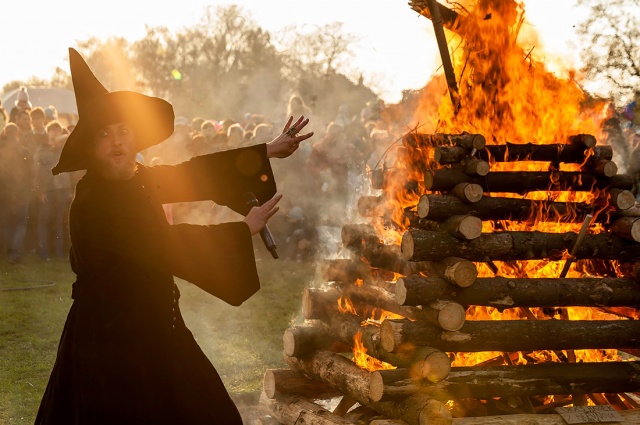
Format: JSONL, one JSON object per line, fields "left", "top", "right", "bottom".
{"left": 369, "top": 361, "right": 640, "bottom": 402}
{"left": 380, "top": 318, "right": 640, "bottom": 352}
{"left": 404, "top": 133, "right": 486, "bottom": 151}
{"left": 263, "top": 369, "right": 339, "bottom": 400}
{"left": 284, "top": 349, "right": 453, "bottom": 425}
{"left": 473, "top": 143, "right": 613, "bottom": 164}
{"left": 401, "top": 229, "right": 640, "bottom": 262}
{"left": 423, "top": 169, "right": 634, "bottom": 193}
{"left": 395, "top": 275, "right": 640, "bottom": 308}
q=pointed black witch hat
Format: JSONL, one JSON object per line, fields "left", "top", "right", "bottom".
{"left": 52, "top": 48, "right": 174, "bottom": 175}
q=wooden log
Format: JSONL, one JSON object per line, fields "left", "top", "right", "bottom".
{"left": 404, "top": 133, "right": 486, "bottom": 151}
{"left": 380, "top": 318, "right": 640, "bottom": 353}
{"left": 609, "top": 190, "right": 638, "bottom": 211}
{"left": 394, "top": 275, "right": 640, "bottom": 308}
{"left": 423, "top": 169, "right": 634, "bottom": 193}
{"left": 416, "top": 193, "right": 624, "bottom": 223}
{"left": 263, "top": 369, "right": 340, "bottom": 400}
{"left": 401, "top": 229, "right": 640, "bottom": 262}
{"left": 411, "top": 215, "right": 482, "bottom": 241}
{"left": 613, "top": 205, "right": 640, "bottom": 217}
{"left": 409, "top": 0, "right": 465, "bottom": 33}
{"left": 439, "top": 215, "right": 482, "bottom": 240}
{"left": 610, "top": 217, "right": 640, "bottom": 242}
{"left": 568, "top": 134, "right": 597, "bottom": 148}
{"left": 476, "top": 142, "right": 612, "bottom": 164}
{"left": 419, "top": 300, "right": 466, "bottom": 332}
{"left": 341, "top": 224, "right": 478, "bottom": 286}
{"left": 284, "top": 350, "right": 452, "bottom": 425}
{"left": 321, "top": 259, "right": 373, "bottom": 283}
{"left": 590, "top": 159, "right": 618, "bottom": 177}
{"left": 370, "top": 361, "right": 640, "bottom": 402}
{"left": 304, "top": 284, "right": 431, "bottom": 323}
{"left": 434, "top": 146, "right": 467, "bottom": 164}
{"left": 450, "top": 182, "right": 483, "bottom": 203}
{"left": 259, "top": 391, "right": 353, "bottom": 425}
{"left": 313, "top": 313, "right": 451, "bottom": 382}
{"left": 451, "top": 409, "right": 640, "bottom": 425}
{"left": 463, "top": 158, "right": 490, "bottom": 177}
{"left": 283, "top": 326, "right": 339, "bottom": 357}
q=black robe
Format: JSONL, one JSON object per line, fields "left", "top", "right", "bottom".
{"left": 35, "top": 144, "right": 276, "bottom": 425}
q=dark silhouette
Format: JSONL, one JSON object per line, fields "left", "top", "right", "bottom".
{"left": 35, "top": 48, "right": 312, "bottom": 425}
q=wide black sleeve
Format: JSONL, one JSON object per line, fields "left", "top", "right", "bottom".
{"left": 145, "top": 144, "right": 277, "bottom": 214}
{"left": 166, "top": 222, "right": 260, "bottom": 306}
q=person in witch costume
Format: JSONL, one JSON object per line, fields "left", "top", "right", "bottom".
{"left": 35, "top": 48, "right": 313, "bottom": 425}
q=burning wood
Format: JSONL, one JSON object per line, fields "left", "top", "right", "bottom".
{"left": 262, "top": 0, "right": 640, "bottom": 421}
{"left": 417, "top": 191, "right": 636, "bottom": 223}
{"left": 284, "top": 349, "right": 453, "bottom": 425}
{"left": 263, "top": 369, "right": 339, "bottom": 400}
{"left": 423, "top": 168, "right": 634, "bottom": 193}
{"left": 395, "top": 275, "right": 640, "bottom": 308}
{"left": 370, "top": 361, "right": 640, "bottom": 402}
{"left": 380, "top": 318, "right": 640, "bottom": 353}
{"left": 401, "top": 229, "right": 640, "bottom": 262}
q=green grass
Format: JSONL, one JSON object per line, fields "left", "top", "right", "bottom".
{"left": 0, "top": 255, "right": 314, "bottom": 424}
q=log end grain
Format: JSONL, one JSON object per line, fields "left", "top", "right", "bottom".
{"left": 416, "top": 347, "right": 452, "bottom": 382}
{"left": 448, "top": 215, "right": 482, "bottom": 240}
{"left": 471, "top": 134, "right": 487, "bottom": 151}
{"left": 401, "top": 231, "right": 415, "bottom": 261}
{"left": 380, "top": 320, "right": 404, "bottom": 353}
{"left": 433, "top": 301, "right": 466, "bottom": 332}
{"left": 442, "top": 258, "right": 478, "bottom": 288}
{"left": 283, "top": 328, "right": 297, "bottom": 357}
{"left": 395, "top": 279, "right": 410, "bottom": 306}
{"left": 610, "top": 189, "right": 637, "bottom": 211}
{"left": 418, "top": 195, "right": 430, "bottom": 219}
{"left": 452, "top": 182, "right": 484, "bottom": 203}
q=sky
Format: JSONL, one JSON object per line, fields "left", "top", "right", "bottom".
{"left": 0, "top": 0, "right": 588, "bottom": 103}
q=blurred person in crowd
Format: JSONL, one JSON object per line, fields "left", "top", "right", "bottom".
{"left": 287, "top": 94, "right": 312, "bottom": 120}
{"left": 45, "top": 105, "right": 59, "bottom": 124}
{"left": 10, "top": 85, "right": 32, "bottom": 123}
{"left": 249, "top": 122, "right": 274, "bottom": 146}
{"left": 33, "top": 121, "right": 72, "bottom": 260}
{"left": 31, "top": 107, "right": 49, "bottom": 148}
{"left": 190, "top": 117, "right": 205, "bottom": 135}
{"left": 16, "top": 109, "right": 37, "bottom": 154}
{"left": 36, "top": 48, "right": 313, "bottom": 424}
{"left": 286, "top": 94, "right": 321, "bottom": 138}
{"left": 0, "top": 100, "right": 7, "bottom": 132}
{"left": 0, "top": 123, "right": 33, "bottom": 264}
{"left": 334, "top": 103, "right": 353, "bottom": 128}
{"left": 144, "top": 115, "right": 191, "bottom": 165}
{"left": 201, "top": 120, "right": 228, "bottom": 153}
{"left": 219, "top": 118, "right": 236, "bottom": 135}
{"left": 227, "top": 123, "right": 244, "bottom": 148}
{"left": 306, "top": 122, "right": 361, "bottom": 222}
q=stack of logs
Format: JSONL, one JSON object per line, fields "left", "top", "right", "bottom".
{"left": 258, "top": 132, "right": 640, "bottom": 425}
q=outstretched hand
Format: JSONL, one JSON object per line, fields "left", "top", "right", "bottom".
{"left": 243, "top": 194, "right": 282, "bottom": 236}
{"left": 266, "top": 116, "right": 314, "bottom": 159}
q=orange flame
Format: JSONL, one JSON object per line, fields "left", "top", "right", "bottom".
{"left": 352, "top": 331, "right": 396, "bottom": 372}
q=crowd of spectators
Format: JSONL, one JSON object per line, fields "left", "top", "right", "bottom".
{"left": 0, "top": 88, "right": 395, "bottom": 264}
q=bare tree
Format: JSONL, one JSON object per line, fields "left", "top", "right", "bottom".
{"left": 277, "top": 22, "right": 358, "bottom": 80}
{"left": 578, "top": 0, "right": 640, "bottom": 100}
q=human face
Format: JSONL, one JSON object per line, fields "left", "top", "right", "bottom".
{"left": 16, "top": 112, "right": 31, "bottom": 131}
{"left": 91, "top": 122, "right": 137, "bottom": 180}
